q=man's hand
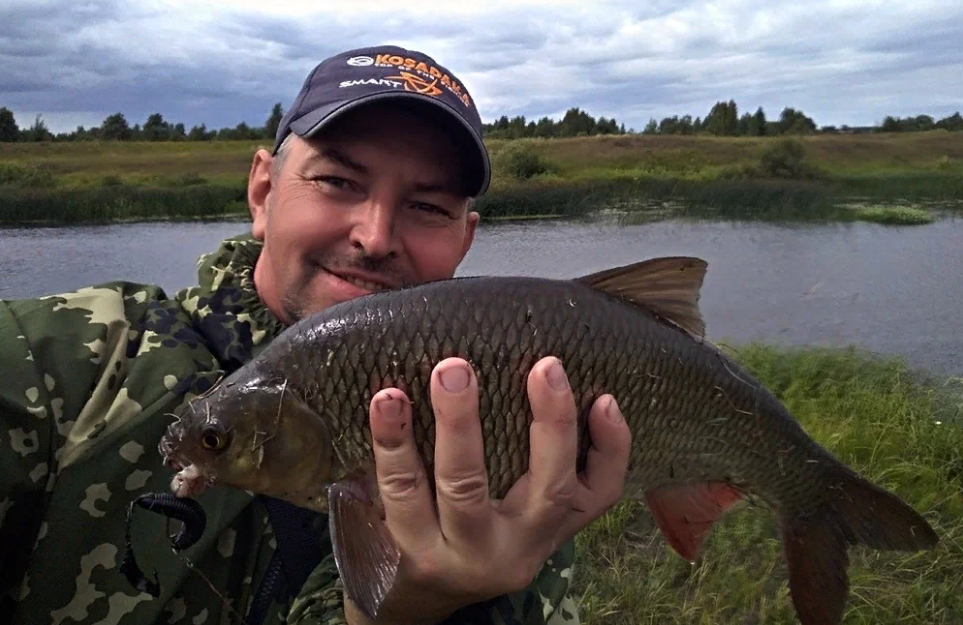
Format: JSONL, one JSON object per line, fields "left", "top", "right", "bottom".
{"left": 346, "top": 356, "right": 632, "bottom": 625}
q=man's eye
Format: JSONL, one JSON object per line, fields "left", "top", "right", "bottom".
{"left": 316, "top": 176, "right": 351, "bottom": 190}
{"left": 413, "top": 203, "right": 450, "bottom": 217}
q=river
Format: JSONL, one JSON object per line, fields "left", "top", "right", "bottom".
{"left": 2, "top": 215, "right": 961, "bottom": 377}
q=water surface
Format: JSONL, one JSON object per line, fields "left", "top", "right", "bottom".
{"left": 2, "top": 215, "right": 961, "bottom": 376}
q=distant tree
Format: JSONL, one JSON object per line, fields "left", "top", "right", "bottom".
{"left": 657, "top": 115, "right": 695, "bottom": 135}
{"left": 143, "top": 113, "right": 170, "bottom": 141}
{"left": 101, "top": 112, "right": 132, "bottom": 140}
{"left": 23, "top": 114, "right": 52, "bottom": 142}
{"left": 0, "top": 107, "right": 18, "bottom": 142}
{"left": 643, "top": 118, "right": 658, "bottom": 134}
{"left": 481, "top": 108, "right": 627, "bottom": 139}
{"left": 171, "top": 123, "right": 187, "bottom": 141}
{"left": 188, "top": 124, "right": 212, "bottom": 141}
{"left": 936, "top": 112, "right": 962, "bottom": 131}
{"left": 737, "top": 112, "right": 752, "bottom": 136}
{"left": 750, "top": 107, "right": 767, "bottom": 136}
{"left": 777, "top": 107, "right": 816, "bottom": 134}
{"left": 703, "top": 101, "right": 740, "bottom": 135}
{"left": 724, "top": 99, "right": 739, "bottom": 135}
{"left": 534, "top": 116, "right": 555, "bottom": 138}
{"left": 235, "top": 121, "right": 253, "bottom": 140}
{"left": 264, "top": 102, "right": 284, "bottom": 140}
{"left": 914, "top": 115, "right": 935, "bottom": 131}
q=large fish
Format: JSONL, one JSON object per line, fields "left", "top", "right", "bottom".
{"left": 159, "top": 257, "right": 938, "bottom": 625}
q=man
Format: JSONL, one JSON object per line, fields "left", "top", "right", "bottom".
{"left": 0, "top": 45, "right": 631, "bottom": 625}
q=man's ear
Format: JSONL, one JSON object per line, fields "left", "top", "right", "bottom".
{"left": 460, "top": 208, "right": 479, "bottom": 260}
{"left": 248, "top": 148, "right": 273, "bottom": 240}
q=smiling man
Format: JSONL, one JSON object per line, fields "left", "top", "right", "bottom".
{"left": 0, "top": 46, "right": 631, "bottom": 625}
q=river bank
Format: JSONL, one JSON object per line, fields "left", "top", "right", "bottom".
{"left": 573, "top": 343, "right": 962, "bottom": 625}
{"left": 1, "top": 132, "right": 960, "bottom": 225}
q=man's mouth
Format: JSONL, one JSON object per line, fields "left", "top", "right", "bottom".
{"left": 341, "top": 274, "right": 388, "bottom": 292}
{"left": 323, "top": 267, "right": 394, "bottom": 292}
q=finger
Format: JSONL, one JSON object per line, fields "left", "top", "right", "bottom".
{"left": 559, "top": 394, "right": 632, "bottom": 540}
{"left": 430, "top": 358, "right": 494, "bottom": 543}
{"left": 525, "top": 357, "right": 580, "bottom": 509}
{"left": 368, "top": 388, "right": 439, "bottom": 550}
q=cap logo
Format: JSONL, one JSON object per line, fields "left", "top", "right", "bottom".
{"left": 355, "top": 52, "right": 471, "bottom": 108}
{"left": 339, "top": 78, "right": 403, "bottom": 89}
{"left": 385, "top": 71, "right": 443, "bottom": 97}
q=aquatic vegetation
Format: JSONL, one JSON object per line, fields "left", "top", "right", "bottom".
{"left": 852, "top": 204, "right": 934, "bottom": 225}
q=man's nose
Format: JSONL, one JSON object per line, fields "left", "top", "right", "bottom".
{"left": 350, "top": 199, "right": 399, "bottom": 258}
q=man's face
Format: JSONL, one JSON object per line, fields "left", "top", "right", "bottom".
{"left": 248, "top": 103, "right": 479, "bottom": 324}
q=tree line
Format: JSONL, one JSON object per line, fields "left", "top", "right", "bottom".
{"left": 0, "top": 104, "right": 285, "bottom": 143}
{"left": 0, "top": 101, "right": 960, "bottom": 143}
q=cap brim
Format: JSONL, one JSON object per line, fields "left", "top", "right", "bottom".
{"left": 288, "top": 91, "right": 490, "bottom": 197}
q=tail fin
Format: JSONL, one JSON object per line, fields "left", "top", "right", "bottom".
{"left": 782, "top": 470, "right": 938, "bottom": 625}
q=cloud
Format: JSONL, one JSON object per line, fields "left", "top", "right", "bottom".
{"left": 0, "top": 0, "right": 960, "bottom": 133}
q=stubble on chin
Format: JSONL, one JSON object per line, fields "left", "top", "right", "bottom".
{"left": 278, "top": 264, "right": 326, "bottom": 325}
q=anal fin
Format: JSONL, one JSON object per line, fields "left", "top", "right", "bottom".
{"left": 645, "top": 482, "right": 745, "bottom": 562}
{"left": 328, "top": 479, "right": 400, "bottom": 621}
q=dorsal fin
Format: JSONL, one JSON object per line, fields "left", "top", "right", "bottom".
{"left": 576, "top": 257, "right": 708, "bottom": 339}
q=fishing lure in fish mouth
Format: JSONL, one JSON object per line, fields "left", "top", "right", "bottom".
{"left": 158, "top": 256, "right": 940, "bottom": 625}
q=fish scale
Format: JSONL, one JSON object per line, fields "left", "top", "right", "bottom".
{"left": 272, "top": 276, "right": 815, "bottom": 508}
{"left": 160, "top": 257, "right": 938, "bottom": 625}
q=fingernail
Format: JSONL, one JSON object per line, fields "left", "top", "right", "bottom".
{"left": 440, "top": 363, "right": 469, "bottom": 392}
{"left": 378, "top": 394, "right": 402, "bottom": 420}
{"left": 547, "top": 359, "right": 569, "bottom": 392}
{"left": 605, "top": 396, "right": 623, "bottom": 423}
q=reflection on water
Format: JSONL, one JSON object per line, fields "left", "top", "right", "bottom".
{"left": 2, "top": 214, "right": 961, "bottom": 376}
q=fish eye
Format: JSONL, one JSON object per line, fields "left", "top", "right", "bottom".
{"left": 200, "top": 427, "right": 228, "bottom": 452}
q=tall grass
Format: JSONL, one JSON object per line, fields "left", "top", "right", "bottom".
{"left": 0, "top": 183, "right": 248, "bottom": 224}
{"left": 572, "top": 345, "right": 963, "bottom": 625}
{"left": 1, "top": 132, "right": 961, "bottom": 224}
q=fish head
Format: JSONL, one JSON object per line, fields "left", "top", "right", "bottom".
{"left": 160, "top": 371, "right": 334, "bottom": 506}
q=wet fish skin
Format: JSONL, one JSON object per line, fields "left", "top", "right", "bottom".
{"left": 160, "top": 257, "right": 938, "bottom": 625}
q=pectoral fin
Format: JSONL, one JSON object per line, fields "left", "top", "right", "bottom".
{"left": 645, "top": 482, "right": 746, "bottom": 562}
{"left": 328, "top": 479, "right": 400, "bottom": 621}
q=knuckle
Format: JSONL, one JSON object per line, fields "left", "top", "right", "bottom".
{"left": 379, "top": 468, "right": 425, "bottom": 499}
{"left": 438, "top": 471, "right": 489, "bottom": 506}
{"left": 542, "top": 476, "right": 578, "bottom": 508}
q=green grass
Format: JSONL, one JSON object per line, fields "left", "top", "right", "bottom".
{"left": 572, "top": 345, "right": 963, "bottom": 625}
{"left": 1, "top": 132, "right": 961, "bottom": 224}
{"left": 850, "top": 204, "right": 935, "bottom": 225}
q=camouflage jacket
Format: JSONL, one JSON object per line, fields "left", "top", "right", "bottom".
{"left": 0, "top": 233, "right": 580, "bottom": 625}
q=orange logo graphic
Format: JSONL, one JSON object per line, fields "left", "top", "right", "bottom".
{"left": 386, "top": 71, "right": 443, "bottom": 97}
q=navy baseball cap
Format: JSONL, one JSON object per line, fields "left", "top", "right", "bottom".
{"left": 274, "top": 45, "right": 490, "bottom": 196}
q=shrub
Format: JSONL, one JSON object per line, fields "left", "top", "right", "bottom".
{"left": 492, "top": 142, "right": 554, "bottom": 180}
{"left": 759, "top": 138, "right": 821, "bottom": 179}
{"left": 0, "top": 161, "right": 55, "bottom": 188}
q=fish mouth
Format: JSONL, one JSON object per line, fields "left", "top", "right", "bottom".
{"left": 170, "top": 464, "right": 216, "bottom": 499}
{"left": 160, "top": 425, "right": 215, "bottom": 498}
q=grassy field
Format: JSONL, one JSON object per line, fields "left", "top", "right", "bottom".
{"left": 1, "top": 131, "right": 961, "bottom": 224}
{"left": 572, "top": 344, "right": 963, "bottom": 625}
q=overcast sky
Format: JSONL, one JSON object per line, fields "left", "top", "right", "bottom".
{"left": 2, "top": 0, "right": 961, "bottom": 134}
